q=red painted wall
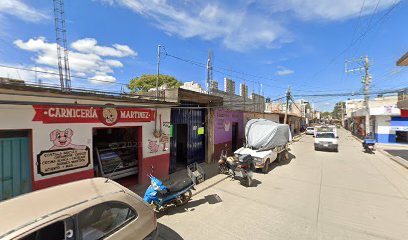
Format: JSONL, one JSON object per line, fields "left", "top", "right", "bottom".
{"left": 401, "top": 110, "right": 408, "bottom": 118}
{"left": 33, "top": 169, "right": 94, "bottom": 190}
{"left": 140, "top": 153, "right": 170, "bottom": 185}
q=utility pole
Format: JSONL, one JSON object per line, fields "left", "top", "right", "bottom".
{"left": 345, "top": 56, "right": 371, "bottom": 135}
{"left": 363, "top": 56, "right": 371, "bottom": 135}
{"left": 341, "top": 101, "right": 344, "bottom": 127}
{"left": 206, "top": 49, "right": 213, "bottom": 94}
{"left": 284, "top": 85, "right": 290, "bottom": 124}
{"left": 156, "top": 45, "right": 161, "bottom": 101}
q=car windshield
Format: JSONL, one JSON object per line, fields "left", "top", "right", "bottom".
{"left": 316, "top": 133, "right": 335, "bottom": 138}
{"left": 307, "top": 128, "right": 314, "bottom": 130}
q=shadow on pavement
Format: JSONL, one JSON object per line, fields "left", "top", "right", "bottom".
{"left": 265, "top": 152, "right": 296, "bottom": 173}
{"left": 157, "top": 223, "right": 184, "bottom": 240}
{"left": 157, "top": 194, "right": 223, "bottom": 218}
{"left": 238, "top": 178, "right": 262, "bottom": 187}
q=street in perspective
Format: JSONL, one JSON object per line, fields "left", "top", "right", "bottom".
{"left": 0, "top": 1, "right": 408, "bottom": 240}
{"left": 158, "top": 129, "right": 408, "bottom": 240}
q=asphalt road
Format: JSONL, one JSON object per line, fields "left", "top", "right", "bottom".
{"left": 158, "top": 129, "right": 408, "bottom": 240}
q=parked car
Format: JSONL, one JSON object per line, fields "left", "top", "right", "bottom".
{"left": 235, "top": 119, "right": 291, "bottom": 173}
{"left": 314, "top": 132, "right": 338, "bottom": 152}
{"left": 0, "top": 178, "right": 158, "bottom": 240}
{"left": 305, "top": 127, "right": 315, "bottom": 135}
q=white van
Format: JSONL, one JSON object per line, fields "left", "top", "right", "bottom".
{"left": 314, "top": 131, "right": 338, "bottom": 152}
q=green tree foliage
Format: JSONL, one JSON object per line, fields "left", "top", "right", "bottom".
{"left": 332, "top": 102, "right": 345, "bottom": 119}
{"left": 321, "top": 112, "right": 331, "bottom": 117}
{"left": 127, "top": 74, "right": 183, "bottom": 93}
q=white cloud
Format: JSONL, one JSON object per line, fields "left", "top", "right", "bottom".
{"left": 100, "top": 0, "right": 398, "bottom": 51}
{"left": 276, "top": 66, "right": 294, "bottom": 76}
{"left": 13, "top": 37, "right": 137, "bottom": 84}
{"left": 104, "top": 0, "right": 290, "bottom": 51}
{"left": 0, "top": 0, "right": 48, "bottom": 22}
{"left": 90, "top": 74, "right": 117, "bottom": 84}
{"left": 71, "top": 38, "right": 137, "bottom": 57}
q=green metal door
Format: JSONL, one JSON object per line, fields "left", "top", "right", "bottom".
{"left": 0, "top": 137, "right": 31, "bottom": 201}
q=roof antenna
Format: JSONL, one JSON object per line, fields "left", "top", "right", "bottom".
{"left": 105, "top": 162, "right": 123, "bottom": 183}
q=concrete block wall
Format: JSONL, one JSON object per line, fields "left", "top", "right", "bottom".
{"left": 224, "top": 78, "right": 235, "bottom": 95}
{"left": 240, "top": 83, "right": 248, "bottom": 98}
{"left": 209, "top": 79, "right": 265, "bottom": 113}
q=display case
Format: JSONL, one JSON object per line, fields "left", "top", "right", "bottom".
{"left": 94, "top": 142, "right": 138, "bottom": 180}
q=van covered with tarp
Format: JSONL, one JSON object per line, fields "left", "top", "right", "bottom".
{"left": 245, "top": 119, "right": 292, "bottom": 151}
{"left": 234, "top": 119, "right": 291, "bottom": 173}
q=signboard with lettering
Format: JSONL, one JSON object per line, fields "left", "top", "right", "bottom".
{"left": 37, "top": 147, "right": 91, "bottom": 176}
{"left": 32, "top": 105, "right": 155, "bottom": 126}
{"left": 390, "top": 126, "right": 408, "bottom": 131}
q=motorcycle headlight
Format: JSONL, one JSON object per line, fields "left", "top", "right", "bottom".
{"left": 151, "top": 181, "right": 160, "bottom": 191}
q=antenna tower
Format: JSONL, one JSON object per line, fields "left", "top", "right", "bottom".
{"left": 53, "top": 0, "right": 71, "bottom": 90}
{"left": 206, "top": 49, "right": 213, "bottom": 93}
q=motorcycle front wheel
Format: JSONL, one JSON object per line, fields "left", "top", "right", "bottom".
{"left": 175, "top": 190, "right": 192, "bottom": 206}
{"left": 219, "top": 165, "right": 227, "bottom": 174}
{"left": 247, "top": 175, "right": 253, "bottom": 187}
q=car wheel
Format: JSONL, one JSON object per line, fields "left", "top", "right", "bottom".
{"left": 262, "top": 159, "right": 270, "bottom": 173}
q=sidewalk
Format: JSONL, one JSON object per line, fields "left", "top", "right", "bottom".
{"left": 346, "top": 129, "right": 408, "bottom": 169}
{"left": 376, "top": 144, "right": 408, "bottom": 169}
{"left": 130, "top": 162, "right": 226, "bottom": 197}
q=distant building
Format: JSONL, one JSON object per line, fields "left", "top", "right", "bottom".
{"left": 181, "top": 81, "right": 205, "bottom": 93}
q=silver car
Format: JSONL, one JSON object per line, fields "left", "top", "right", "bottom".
{"left": 0, "top": 178, "right": 158, "bottom": 240}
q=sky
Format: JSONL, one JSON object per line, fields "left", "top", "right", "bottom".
{"left": 0, "top": 0, "right": 407, "bottom": 111}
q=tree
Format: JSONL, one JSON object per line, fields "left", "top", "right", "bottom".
{"left": 332, "top": 102, "right": 345, "bottom": 120}
{"left": 127, "top": 74, "right": 182, "bottom": 93}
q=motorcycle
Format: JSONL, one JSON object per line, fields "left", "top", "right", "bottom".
{"left": 218, "top": 150, "right": 254, "bottom": 187}
{"left": 363, "top": 138, "right": 376, "bottom": 153}
{"left": 143, "top": 175, "right": 195, "bottom": 211}
{"left": 363, "top": 133, "right": 376, "bottom": 154}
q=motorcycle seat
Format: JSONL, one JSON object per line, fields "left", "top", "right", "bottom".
{"left": 167, "top": 177, "right": 194, "bottom": 193}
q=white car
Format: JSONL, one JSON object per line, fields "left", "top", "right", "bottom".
{"left": 314, "top": 132, "right": 338, "bottom": 152}
{"left": 305, "top": 127, "right": 315, "bottom": 135}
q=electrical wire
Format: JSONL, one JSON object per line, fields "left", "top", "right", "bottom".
{"left": 309, "top": 0, "right": 401, "bottom": 79}
{"left": 0, "top": 64, "right": 128, "bottom": 86}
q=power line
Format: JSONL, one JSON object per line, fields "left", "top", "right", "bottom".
{"left": 293, "top": 87, "right": 403, "bottom": 97}
{"left": 309, "top": 0, "right": 400, "bottom": 79}
{"left": 162, "top": 50, "right": 288, "bottom": 90}
{"left": 0, "top": 64, "right": 128, "bottom": 86}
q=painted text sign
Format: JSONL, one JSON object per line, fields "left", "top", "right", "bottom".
{"left": 33, "top": 105, "right": 155, "bottom": 126}
{"left": 37, "top": 147, "right": 91, "bottom": 176}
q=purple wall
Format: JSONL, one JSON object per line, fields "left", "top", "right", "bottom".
{"left": 214, "top": 110, "right": 244, "bottom": 144}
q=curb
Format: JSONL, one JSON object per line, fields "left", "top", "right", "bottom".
{"left": 192, "top": 175, "right": 229, "bottom": 197}
{"left": 291, "top": 132, "right": 305, "bottom": 143}
{"left": 346, "top": 130, "right": 408, "bottom": 169}
{"left": 350, "top": 134, "right": 363, "bottom": 143}
{"left": 377, "top": 148, "right": 408, "bottom": 169}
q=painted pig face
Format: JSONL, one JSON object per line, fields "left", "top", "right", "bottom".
{"left": 50, "top": 129, "right": 73, "bottom": 147}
